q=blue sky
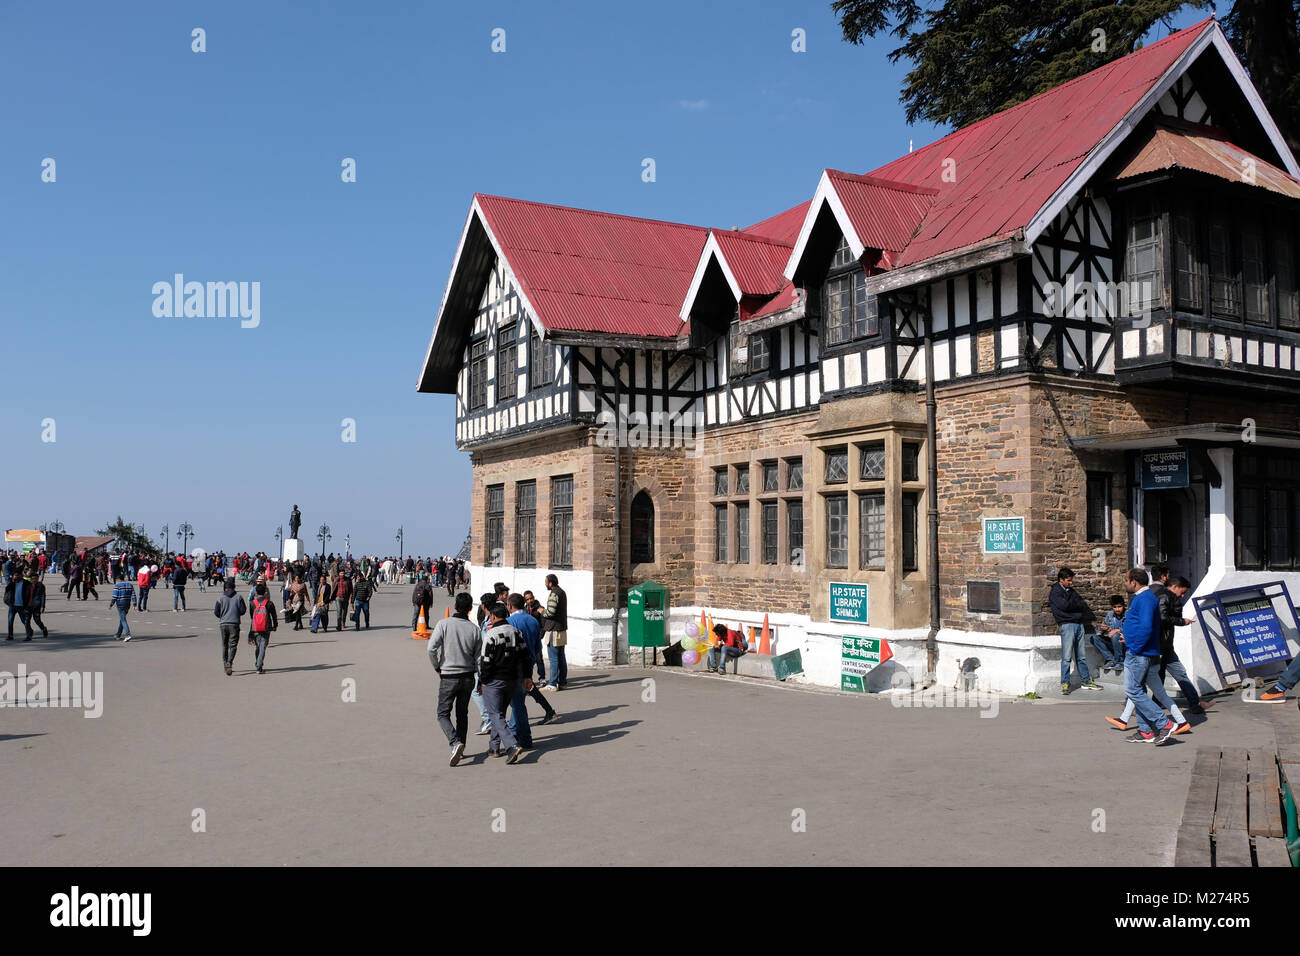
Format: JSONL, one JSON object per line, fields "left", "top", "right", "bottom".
{"left": 0, "top": 1, "right": 1207, "bottom": 557}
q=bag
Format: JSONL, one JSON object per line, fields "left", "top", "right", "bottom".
{"left": 3, "top": 579, "right": 14, "bottom": 607}
{"left": 252, "top": 596, "right": 270, "bottom": 632}
{"left": 310, "top": 606, "right": 321, "bottom": 630}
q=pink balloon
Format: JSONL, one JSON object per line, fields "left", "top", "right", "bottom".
{"left": 686, "top": 622, "right": 701, "bottom": 638}
{"left": 682, "top": 649, "right": 699, "bottom": 665}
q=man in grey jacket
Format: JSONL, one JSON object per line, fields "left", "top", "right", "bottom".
{"left": 429, "top": 591, "right": 485, "bottom": 766}
{"left": 213, "top": 578, "right": 248, "bottom": 676}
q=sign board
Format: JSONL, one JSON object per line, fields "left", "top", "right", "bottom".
{"left": 829, "top": 582, "right": 869, "bottom": 624}
{"left": 841, "top": 636, "right": 890, "bottom": 693}
{"left": 1141, "top": 448, "right": 1189, "bottom": 490}
{"left": 982, "top": 517, "right": 1024, "bottom": 554}
{"left": 771, "top": 648, "right": 804, "bottom": 681}
{"left": 1222, "top": 596, "right": 1291, "bottom": 667}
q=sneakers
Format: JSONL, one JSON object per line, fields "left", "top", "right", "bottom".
{"left": 1172, "top": 721, "right": 1192, "bottom": 735}
{"left": 1126, "top": 731, "right": 1154, "bottom": 743}
{"left": 224, "top": 662, "right": 232, "bottom": 676}
{"left": 475, "top": 723, "right": 491, "bottom": 736}
{"left": 505, "top": 745, "right": 523, "bottom": 764}
{"left": 539, "top": 712, "right": 560, "bottom": 725}
{"left": 1104, "top": 716, "right": 1129, "bottom": 731}
{"left": 1258, "top": 688, "right": 1287, "bottom": 702}
{"left": 122, "top": 634, "right": 132, "bottom": 643}
{"left": 1060, "top": 682, "right": 1072, "bottom": 696}
{"left": 541, "top": 684, "right": 558, "bottom": 693}
{"left": 488, "top": 748, "right": 505, "bottom": 758}
{"left": 1152, "top": 722, "right": 1176, "bottom": 746}
{"left": 1080, "top": 681, "right": 1103, "bottom": 691}
{"left": 449, "top": 742, "right": 464, "bottom": 767}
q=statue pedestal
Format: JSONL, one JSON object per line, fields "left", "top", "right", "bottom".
{"left": 283, "top": 538, "right": 305, "bottom": 562}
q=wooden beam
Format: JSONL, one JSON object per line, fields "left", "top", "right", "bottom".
{"left": 1212, "top": 747, "right": 1249, "bottom": 834}
{"left": 1247, "top": 748, "right": 1285, "bottom": 838}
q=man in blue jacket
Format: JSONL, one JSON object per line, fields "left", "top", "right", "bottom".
{"left": 506, "top": 592, "right": 558, "bottom": 748}
{"left": 1049, "top": 568, "right": 1102, "bottom": 694}
{"left": 1121, "top": 568, "right": 1176, "bottom": 745}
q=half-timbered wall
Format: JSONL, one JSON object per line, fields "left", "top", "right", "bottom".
{"left": 455, "top": 259, "right": 571, "bottom": 446}
{"left": 698, "top": 322, "right": 821, "bottom": 426}
{"left": 573, "top": 346, "right": 699, "bottom": 443}
{"left": 1153, "top": 74, "right": 1213, "bottom": 125}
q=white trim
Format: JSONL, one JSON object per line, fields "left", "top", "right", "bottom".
{"left": 1207, "top": 28, "right": 1300, "bottom": 177}
{"left": 679, "top": 231, "right": 740, "bottom": 320}
{"left": 782, "top": 171, "right": 864, "bottom": 282}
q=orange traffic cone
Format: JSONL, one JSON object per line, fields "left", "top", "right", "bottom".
{"left": 759, "top": 613, "right": 771, "bottom": 655}
{"left": 412, "top": 606, "right": 430, "bottom": 639}
{"left": 699, "top": 608, "right": 707, "bottom": 639}
{"left": 445, "top": 606, "right": 451, "bottom": 617}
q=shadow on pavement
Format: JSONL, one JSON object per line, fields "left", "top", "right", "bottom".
{"left": 529, "top": 719, "right": 640, "bottom": 754}
{"left": 532, "top": 704, "right": 626, "bottom": 724}
{"left": 1, "top": 733, "right": 47, "bottom": 743}
{"left": 260, "top": 663, "right": 354, "bottom": 674}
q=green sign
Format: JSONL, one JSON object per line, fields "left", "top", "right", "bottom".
{"left": 841, "top": 636, "right": 886, "bottom": 693}
{"left": 771, "top": 648, "right": 804, "bottom": 681}
{"left": 982, "top": 517, "right": 1024, "bottom": 554}
{"left": 829, "top": 582, "right": 869, "bottom": 624}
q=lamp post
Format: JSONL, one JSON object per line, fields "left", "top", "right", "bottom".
{"left": 317, "top": 524, "right": 331, "bottom": 561}
{"left": 275, "top": 525, "right": 283, "bottom": 560}
{"left": 178, "top": 522, "right": 195, "bottom": 554}
{"left": 396, "top": 526, "right": 404, "bottom": 561}
{"left": 161, "top": 524, "right": 170, "bottom": 555}
{"left": 345, "top": 534, "right": 350, "bottom": 559}
{"left": 48, "top": 520, "right": 64, "bottom": 535}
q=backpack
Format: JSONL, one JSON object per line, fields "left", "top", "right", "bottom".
{"left": 252, "top": 596, "right": 270, "bottom": 632}
{"left": 3, "top": 579, "right": 14, "bottom": 607}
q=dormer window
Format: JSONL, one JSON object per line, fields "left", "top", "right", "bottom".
{"left": 823, "top": 236, "right": 877, "bottom": 346}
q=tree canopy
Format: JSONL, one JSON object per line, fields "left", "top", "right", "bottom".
{"left": 96, "top": 516, "right": 159, "bottom": 556}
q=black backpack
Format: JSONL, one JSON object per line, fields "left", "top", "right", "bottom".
{"left": 3, "top": 579, "right": 14, "bottom": 607}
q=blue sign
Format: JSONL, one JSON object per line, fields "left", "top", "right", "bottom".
{"left": 1141, "top": 448, "right": 1189, "bottom": 490}
{"left": 1223, "top": 598, "right": 1290, "bottom": 667}
{"left": 982, "top": 517, "right": 1024, "bottom": 554}
{"left": 829, "top": 582, "right": 869, "bottom": 624}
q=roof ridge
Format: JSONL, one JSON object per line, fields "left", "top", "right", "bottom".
{"left": 720, "top": 229, "right": 796, "bottom": 249}
{"left": 825, "top": 169, "right": 939, "bottom": 196}
{"left": 475, "top": 193, "right": 708, "bottom": 233}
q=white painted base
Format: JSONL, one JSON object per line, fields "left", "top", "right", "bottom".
{"left": 283, "top": 539, "right": 305, "bottom": 562}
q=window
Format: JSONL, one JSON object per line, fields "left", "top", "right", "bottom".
{"left": 1242, "top": 226, "right": 1269, "bottom": 326}
{"left": 761, "top": 501, "right": 778, "bottom": 564}
{"left": 824, "top": 272, "right": 877, "bottom": 345}
{"left": 1173, "top": 213, "right": 1203, "bottom": 311}
{"left": 486, "top": 485, "right": 505, "bottom": 565}
{"left": 787, "top": 500, "right": 804, "bottom": 565}
{"left": 825, "top": 447, "right": 848, "bottom": 484}
{"left": 749, "top": 332, "right": 771, "bottom": 373}
{"left": 858, "top": 493, "right": 885, "bottom": 569}
{"left": 736, "top": 504, "right": 750, "bottom": 563}
{"left": 529, "top": 326, "right": 555, "bottom": 390}
{"left": 1209, "top": 217, "right": 1239, "bottom": 318}
{"left": 515, "top": 481, "right": 536, "bottom": 566}
{"left": 830, "top": 235, "right": 857, "bottom": 270}
{"left": 714, "top": 505, "right": 728, "bottom": 562}
{"left": 630, "top": 491, "right": 654, "bottom": 564}
{"left": 550, "top": 476, "right": 573, "bottom": 568}
{"left": 1237, "top": 451, "right": 1300, "bottom": 570}
{"left": 736, "top": 465, "right": 750, "bottom": 495}
{"left": 787, "top": 458, "right": 803, "bottom": 490}
{"left": 902, "top": 443, "right": 920, "bottom": 483}
{"left": 469, "top": 339, "right": 488, "bottom": 410}
{"left": 762, "top": 461, "right": 779, "bottom": 493}
{"left": 1125, "top": 206, "right": 1161, "bottom": 312}
{"left": 496, "top": 324, "right": 518, "bottom": 400}
{"left": 1275, "top": 232, "right": 1299, "bottom": 329}
{"left": 859, "top": 441, "right": 886, "bottom": 481}
{"left": 714, "top": 468, "right": 728, "bottom": 497}
{"left": 1086, "top": 473, "right": 1111, "bottom": 542}
{"left": 902, "top": 492, "right": 919, "bottom": 572}
{"left": 826, "top": 495, "right": 848, "bottom": 568}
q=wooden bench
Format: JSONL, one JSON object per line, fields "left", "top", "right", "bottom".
{"left": 1175, "top": 746, "right": 1290, "bottom": 866}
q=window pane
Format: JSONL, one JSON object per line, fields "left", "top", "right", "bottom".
{"left": 470, "top": 339, "right": 488, "bottom": 410}
{"left": 831, "top": 235, "right": 856, "bottom": 270}
{"left": 762, "top": 501, "right": 778, "bottom": 564}
{"left": 825, "top": 448, "right": 848, "bottom": 484}
{"left": 1243, "top": 227, "right": 1269, "bottom": 325}
{"left": 902, "top": 443, "right": 920, "bottom": 483}
{"left": 736, "top": 466, "right": 750, "bottom": 495}
{"left": 749, "top": 333, "right": 770, "bottom": 372}
{"left": 859, "top": 441, "right": 885, "bottom": 481}
{"left": 1126, "top": 209, "right": 1161, "bottom": 311}
{"left": 714, "top": 468, "right": 728, "bottom": 497}
{"left": 788, "top": 500, "right": 804, "bottom": 565}
{"left": 858, "top": 493, "right": 885, "bottom": 569}
{"left": 736, "top": 504, "right": 749, "bottom": 563}
{"left": 826, "top": 495, "right": 847, "bottom": 568}
{"left": 1267, "top": 490, "right": 1291, "bottom": 569}
{"left": 902, "top": 492, "right": 919, "bottom": 572}
{"left": 853, "top": 273, "right": 878, "bottom": 338}
{"left": 516, "top": 481, "right": 536, "bottom": 566}
{"left": 1173, "top": 214, "right": 1203, "bottom": 311}
{"left": 714, "top": 505, "right": 728, "bottom": 563}
{"left": 1237, "top": 485, "right": 1263, "bottom": 568}
{"left": 824, "top": 276, "right": 848, "bottom": 346}
{"left": 1275, "top": 233, "right": 1299, "bottom": 329}
{"left": 550, "top": 476, "right": 573, "bottom": 567}
{"left": 497, "top": 324, "right": 518, "bottom": 400}
{"left": 1086, "top": 473, "right": 1111, "bottom": 542}
{"left": 762, "top": 461, "right": 779, "bottom": 492}
{"left": 1209, "top": 219, "right": 1239, "bottom": 317}
{"left": 787, "top": 459, "right": 803, "bottom": 490}
{"left": 630, "top": 492, "right": 655, "bottom": 564}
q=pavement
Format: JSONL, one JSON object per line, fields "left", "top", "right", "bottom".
{"left": 0, "top": 579, "right": 1285, "bottom": 866}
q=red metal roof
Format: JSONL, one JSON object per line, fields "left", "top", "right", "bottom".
{"left": 825, "top": 170, "right": 937, "bottom": 266}
{"left": 862, "top": 19, "right": 1215, "bottom": 268}
{"left": 1112, "top": 121, "right": 1300, "bottom": 199}
{"left": 742, "top": 200, "right": 812, "bottom": 245}
{"left": 713, "top": 230, "right": 796, "bottom": 297}
{"left": 475, "top": 194, "right": 708, "bottom": 338}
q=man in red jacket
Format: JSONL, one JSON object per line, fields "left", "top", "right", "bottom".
{"left": 707, "top": 623, "right": 748, "bottom": 674}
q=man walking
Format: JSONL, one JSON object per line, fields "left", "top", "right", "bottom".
{"left": 1151, "top": 568, "right": 1202, "bottom": 715}
{"left": 214, "top": 578, "right": 248, "bottom": 676}
{"left": 172, "top": 561, "right": 189, "bottom": 612}
{"left": 351, "top": 574, "right": 373, "bottom": 629}
{"left": 29, "top": 571, "right": 49, "bottom": 639}
{"left": 412, "top": 573, "right": 433, "bottom": 631}
{"left": 540, "top": 573, "right": 568, "bottom": 692}
{"left": 248, "top": 579, "right": 278, "bottom": 675}
{"left": 507, "top": 592, "right": 557, "bottom": 745}
{"left": 429, "top": 592, "right": 484, "bottom": 766}
{"left": 479, "top": 601, "right": 527, "bottom": 764}
{"left": 1048, "top": 568, "right": 1101, "bottom": 694}
{"left": 5, "top": 571, "right": 36, "bottom": 641}
{"left": 110, "top": 575, "right": 135, "bottom": 642}
{"left": 335, "top": 572, "right": 351, "bottom": 630}
{"left": 1121, "top": 568, "right": 1177, "bottom": 745}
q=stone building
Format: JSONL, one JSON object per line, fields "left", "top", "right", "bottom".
{"left": 418, "top": 19, "right": 1300, "bottom": 693}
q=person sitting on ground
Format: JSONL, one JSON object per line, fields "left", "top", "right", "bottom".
{"left": 1090, "top": 594, "right": 1126, "bottom": 674}
{"left": 708, "top": 623, "right": 748, "bottom": 674}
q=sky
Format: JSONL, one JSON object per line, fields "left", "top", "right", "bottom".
{"left": 0, "top": 1, "right": 1208, "bottom": 558}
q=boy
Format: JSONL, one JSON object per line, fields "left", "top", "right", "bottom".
{"left": 1090, "top": 595, "right": 1126, "bottom": 674}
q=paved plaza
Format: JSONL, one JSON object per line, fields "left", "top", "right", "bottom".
{"left": 1, "top": 582, "right": 1280, "bottom": 866}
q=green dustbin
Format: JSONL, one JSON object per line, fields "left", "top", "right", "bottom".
{"left": 628, "top": 581, "right": 669, "bottom": 664}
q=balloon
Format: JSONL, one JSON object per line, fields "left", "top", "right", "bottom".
{"left": 686, "top": 622, "right": 701, "bottom": 639}
{"left": 681, "top": 636, "right": 697, "bottom": 651}
{"left": 681, "top": 649, "right": 699, "bottom": 666}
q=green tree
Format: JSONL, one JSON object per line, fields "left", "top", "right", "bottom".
{"left": 832, "top": 1, "right": 1298, "bottom": 153}
{"left": 97, "top": 516, "right": 158, "bottom": 556}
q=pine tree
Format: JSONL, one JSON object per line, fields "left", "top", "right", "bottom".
{"left": 96, "top": 516, "right": 159, "bottom": 557}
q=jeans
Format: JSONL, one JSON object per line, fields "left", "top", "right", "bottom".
{"left": 472, "top": 686, "right": 489, "bottom": 727}
{"left": 547, "top": 642, "right": 568, "bottom": 688}
{"left": 173, "top": 586, "right": 186, "bottom": 610}
{"left": 1123, "top": 653, "right": 1170, "bottom": 735}
{"left": 137, "top": 586, "right": 150, "bottom": 611}
{"left": 437, "top": 673, "right": 476, "bottom": 746}
{"left": 507, "top": 681, "right": 533, "bottom": 747}
{"left": 1120, "top": 667, "right": 1185, "bottom": 725}
{"left": 115, "top": 606, "right": 131, "bottom": 639}
{"left": 1058, "top": 622, "right": 1090, "bottom": 684}
{"left": 481, "top": 679, "right": 518, "bottom": 752}
{"left": 528, "top": 680, "right": 555, "bottom": 717}
{"left": 352, "top": 600, "right": 370, "bottom": 628}
{"left": 709, "top": 644, "right": 745, "bottom": 672}
{"left": 253, "top": 631, "right": 269, "bottom": 669}
{"left": 1274, "top": 654, "right": 1300, "bottom": 692}
{"left": 8, "top": 607, "right": 33, "bottom": 639}
{"left": 221, "top": 624, "right": 240, "bottom": 666}
{"left": 336, "top": 598, "right": 349, "bottom": 629}
{"left": 412, "top": 605, "right": 431, "bottom": 629}
{"left": 1163, "top": 658, "right": 1200, "bottom": 709}
{"left": 1089, "top": 632, "right": 1121, "bottom": 666}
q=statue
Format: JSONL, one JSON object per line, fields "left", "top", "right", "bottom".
{"left": 289, "top": 505, "right": 302, "bottom": 540}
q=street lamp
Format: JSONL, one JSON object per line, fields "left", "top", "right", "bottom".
{"left": 161, "top": 523, "right": 170, "bottom": 554}
{"left": 275, "top": 525, "right": 283, "bottom": 560}
{"left": 396, "top": 526, "right": 404, "bottom": 561}
{"left": 317, "top": 524, "right": 331, "bottom": 560}
{"left": 178, "top": 522, "right": 195, "bottom": 554}
{"left": 48, "top": 520, "right": 65, "bottom": 535}
{"left": 345, "top": 534, "right": 350, "bottom": 557}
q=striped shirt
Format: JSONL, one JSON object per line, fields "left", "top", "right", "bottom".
{"left": 111, "top": 582, "right": 135, "bottom": 609}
